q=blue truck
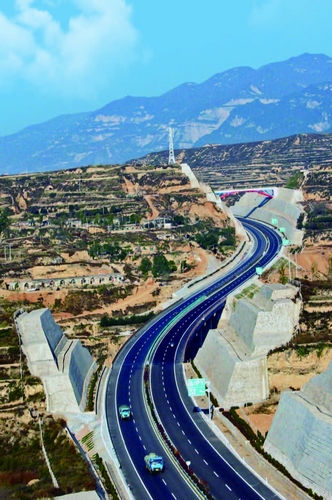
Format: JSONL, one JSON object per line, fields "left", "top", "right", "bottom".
{"left": 144, "top": 453, "right": 164, "bottom": 473}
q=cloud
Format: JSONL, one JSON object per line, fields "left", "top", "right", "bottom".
{"left": 0, "top": 0, "right": 140, "bottom": 99}
{"left": 248, "top": 0, "right": 328, "bottom": 28}
{"left": 249, "top": 0, "right": 283, "bottom": 27}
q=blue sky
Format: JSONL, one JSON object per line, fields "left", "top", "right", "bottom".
{"left": 1, "top": 0, "right": 332, "bottom": 136}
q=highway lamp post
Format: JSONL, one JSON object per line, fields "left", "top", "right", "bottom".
{"left": 206, "top": 381, "right": 211, "bottom": 420}
{"left": 200, "top": 316, "right": 205, "bottom": 347}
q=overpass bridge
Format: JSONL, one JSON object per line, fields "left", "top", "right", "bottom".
{"left": 215, "top": 187, "right": 278, "bottom": 199}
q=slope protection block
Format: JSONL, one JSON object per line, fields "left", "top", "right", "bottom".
{"left": 194, "top": 284, "right": 299, "bottom": 408}
{"left": 264, "top": 384, "right": 332, "bottom": 499}
{"left": 16, "top": 308, "right": 96, "bottom": 414}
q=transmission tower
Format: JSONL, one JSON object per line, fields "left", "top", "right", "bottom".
{"left": 168, "top": 127, "right": 176, "bottom": 165}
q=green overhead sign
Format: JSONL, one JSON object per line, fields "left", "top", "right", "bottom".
{"left": 282, "top": 239, "right": 290, "bottom": 246}
{"left": 279, "top": 227, "right": 286, "bottom": 233}
{"left": 187, "top": 378, "right": 206, "bottom": 397}
{"left": 256, "top": 267, "right": 263, "bottom": 276}
{"left": 272, "top": 218, "right": 278, "bottom": 226}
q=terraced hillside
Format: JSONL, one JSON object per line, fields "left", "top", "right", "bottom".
{"left": 0, "top": 143, "right": 332, "bottom": 499}
{"left": 137, "top": 133, "right": 332, "bottom": 191}
{"left": 0, "top": 162, "right": 235, "bottom": 308}
{"left": 0, "top": 162, "right": 239, "bottom": 499}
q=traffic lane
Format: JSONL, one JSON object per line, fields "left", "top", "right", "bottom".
{"left": 106, "top": 219, "right": 281, "bottom": 498}
{"left": 154, "top": 265, "right": 258, "bottom": 363}
{"left": 114, "top": 325, "right": 202, "bottom": 500}
{"left": 173, "top": 363, "right": 281, "bottom": 500}
{"left": 150, "top": 260, "right": 282, "bottom": 497}
{"left": 152, "top": 346, "right": 271, "bottom": 500}
{"left": 111, "top": 352, "right": 200, "bottom": 500}
{"left": 151, "top": 363, "right": 247, "bottom": 500}
{"left": 118, "top": 415, "right": 199, "bottom": 500}
{"left": 151, "top": 335, "right": 281, "bottom": 500}
{"left": 241, "top": 220, "right": 280, "bottom": 257}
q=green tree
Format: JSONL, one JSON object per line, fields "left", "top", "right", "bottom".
{"left": 173, "top": 214, "right": 186, "bottom": 225}
{"left": 195, "top": 230, "right": 219, "bottom": 250}
{"left": 139, "top": 256, "right": 152, "bottom": 275}
{"left": 93, "top": 213, "right": 101, "bottom": 225}
{"left": 279, "top": 261, "right": 287, "bottom": 284}
{"left": 168, "top": 260, "right": 177, "bottom": 273}
{"left": 152, "top": 254, "right": 173, "bottom": 278}
{"left": 180, "top": 260, "right": 190, "bottom": 272}
{"left": 129, "top": 213, "right": 142, "bottom": 224}
{"left": 88, "top": 241, "right": 101, "bottom": 259}
{"left": 0, "top": 208, "right": 10, "bottom": 236}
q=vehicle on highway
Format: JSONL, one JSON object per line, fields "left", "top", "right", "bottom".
{"left": 144, "top": 453, "right": 164, "bottom": 473}
{"left": 118, "top": 404, "right": 131, "bottom": 420}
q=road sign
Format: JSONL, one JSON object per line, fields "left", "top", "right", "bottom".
{"left": 271, "top": 218, "right": 278, "bottom": 226}
{"left": 279, "top": 227, "right": 286, "bottom": 233}
{"left": 187, "top": 378, "right": 206, "bottom": 397}
{"left": 256, "top": 267, "right": 263, "bottom": 276}
{"left": 282, "top": 239, "right": 290, "bottom": 246}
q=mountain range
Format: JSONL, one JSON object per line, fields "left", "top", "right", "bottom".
{"left": 2, "top": 53, "right": 332, "bottom": 174}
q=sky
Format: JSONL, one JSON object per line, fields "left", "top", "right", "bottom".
{"left": 1, "top": 0, "right": 332, "bottom": 136}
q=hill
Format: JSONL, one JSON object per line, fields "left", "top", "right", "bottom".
{"left": 136, "top": 132, "right": 332, "bottom": 192}
{"left": 0, "top": 153, "right": 332, "bottom": 499}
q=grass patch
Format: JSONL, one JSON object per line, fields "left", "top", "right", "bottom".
{"left": 235, "top": 284, "right": 259, "bottom": 300}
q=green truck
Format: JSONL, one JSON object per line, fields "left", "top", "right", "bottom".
{"left": 144, "top": 453, "right": 164, "bottom": 473}
{"left": 118, "top": 404, "right": 131, "bottom": 420}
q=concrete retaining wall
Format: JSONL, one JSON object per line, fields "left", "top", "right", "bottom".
{"left": 16, "top": 309, "right": 61, "bottom": 376}
{"left": 68, "top": 341, "right": 97, "bottom": 410}
{"left": 181, "top": 163, "right": 200, "bottom": 188}
{"left": 194, "top": 284, "right": 300, "bottom": 408}
{"left": 230, "top": 285, "right": 298, "bottom": 357}
{"left": 195, "top": 329, "right": 269, "bottom": 407}
{"left": 40, "top": 309, "right": 64, "bottom": 367}
{"left": 264, "top": 390, "right": 332, "bottom": 499}
{"left": 302, "top": 361, "right": 332, "bottom": 415}
{"left": 231, "top": 188, "right": 304, "bottom": 246}
{"left": 16, "top": 308, "right": 96, "bottom": 414}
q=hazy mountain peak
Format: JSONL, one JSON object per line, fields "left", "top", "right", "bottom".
{"left": 2, "top": 53, "right": 332, "bottom": 174}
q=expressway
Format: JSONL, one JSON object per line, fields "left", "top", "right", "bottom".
{"left": 105, "top": 218, "right": 283, "bottom": 499}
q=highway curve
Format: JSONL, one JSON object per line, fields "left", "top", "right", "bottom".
{"left": 104, "top": 218, "right": 283, "bottom": 499}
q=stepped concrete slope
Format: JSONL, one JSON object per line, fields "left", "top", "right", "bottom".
{"left": 181, "top": 162, "right": 247, "bottom": 239}
{"left": 264, "top": 361, "right": 332, "bottom": 499}
{"left": 231, "top": 187, "right": 304, "bottom": 246}
{"left": 15, "top": 308, "right": 96, "bottom": 413}
{"left": 230, "top": 284, "right": 299, "bottom": 357}
{"left": 195, "top": 284, "right": 300, "bottom": 407}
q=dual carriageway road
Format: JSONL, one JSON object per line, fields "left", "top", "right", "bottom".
{"left": 104, "top": 218, "right": 283, "bottom": 500}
